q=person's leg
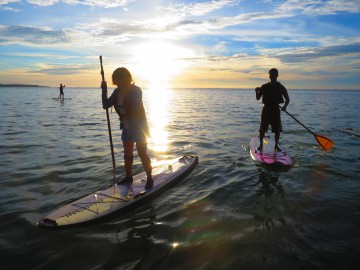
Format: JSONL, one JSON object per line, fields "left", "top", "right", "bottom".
{"left": 258, "top": 107, "right": 269, "bottom": 151}
{"left": 136, "top": 141, "right": 153, "bottom": 188}
{"left": 257, "top": 131, "right": 265, "bottom": 151}
{"left": 274, "top": 132, "right": 281, "bottom": 151}
{"left": 273, "top": 108, "right": 282, "bottom": 151}
{"left": 123, "top": 141, "right": 134, "bottom": 179}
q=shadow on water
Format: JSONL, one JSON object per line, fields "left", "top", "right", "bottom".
{"left": 123, "top": 166, "right": 298, "bottom": 270}
{"left": 251, "top": 169, "right": 286, "bottom": 231}
{"left": 102, "top": 206, "right": 171, "bottom": 270}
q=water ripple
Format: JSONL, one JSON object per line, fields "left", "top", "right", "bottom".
{"left": 0, "top": 88, "right": 359, "bottom": 269}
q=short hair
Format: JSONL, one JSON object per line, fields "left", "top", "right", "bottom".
{"left": 112, "top": 67, "right": 132, "bottom": 85}
{"left": 268, "top": 68, "right": 278, "bottom": 76}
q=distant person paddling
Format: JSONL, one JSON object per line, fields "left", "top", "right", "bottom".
{"left": 255, "top": 68, "right": 290, "bottom": 152}
{"left": 101, "top": 67, "right": 154, "bottom": 189}
{"left": 59, "top": 84, "right": 65, "bottom": 99}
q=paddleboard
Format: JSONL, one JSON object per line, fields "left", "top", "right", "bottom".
{"left": 52, "top": 97, "right": 72, "bottom": 100}
{"left": 37, "top": 155, "right": 198, "bottom": 228}
{"left": 250, "top": 136, "right": 293, "bottom": 167}
{"left": 342, "top": 128, "right": 360, "bottom": 137}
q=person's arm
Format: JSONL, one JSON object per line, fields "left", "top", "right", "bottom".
{"left": 101, "top": 82, "right": 116, "bottom": 109}
{"left": 281, "top": 86, "right": 290, "bottom": 111}
{"left": 255, "top": 87, "right": 262, "bottom": 100}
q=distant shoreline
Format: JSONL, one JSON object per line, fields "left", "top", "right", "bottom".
{"left": 0, "top": 85, "right": 358, "bottom": 91}
{"left": 0, "top": 84, "right": 48, "bottom": 87}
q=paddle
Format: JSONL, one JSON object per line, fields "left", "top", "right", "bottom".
{"left": 99, "top": 56, "right": 117, "bottom": 187}
{"left": 280, "top": 106, "right": 334, "bottom": 151}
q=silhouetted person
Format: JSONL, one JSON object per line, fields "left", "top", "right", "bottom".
{"left": 101, "top": 67, "right": 153, "bottom": 189}
{"left": 255, "top": 68, "right": 290, "bottom": 151}
{"left": 59, "top": 84, "right": 65, "bottom": 100}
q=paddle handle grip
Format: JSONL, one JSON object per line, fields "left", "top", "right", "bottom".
{"left": 100, "top": 56, "right": 105, "bottom": 82}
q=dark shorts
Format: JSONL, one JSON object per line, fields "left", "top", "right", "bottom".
{"left": 121, "top": 127, "right": 147, "bottom": 142}
{"left": 259, "top": 106, "right": 282, "bottom": 133}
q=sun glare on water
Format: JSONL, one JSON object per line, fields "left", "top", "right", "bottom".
{"left": 146, "top": 81, "right": 172, "bottom": 155}
{"left": 131, "top": 41, "right": 193, "bottom": 156}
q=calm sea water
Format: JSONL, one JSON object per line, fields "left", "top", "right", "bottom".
{"left": 0, "top": 87, "right": 359, "bottom": 270}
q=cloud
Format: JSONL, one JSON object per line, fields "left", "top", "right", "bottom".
{"left": 27, "top": 63, "right": 96, "bottom": 75}
{"left": 3, "top": 6, "right": 20, "bottom": 11}
{"left": 1, "top": 0, "right": 360, "bottom": 63}
{"left": 278, "top": 0, "right": 360, "bottom": 15}
{"left": 1, "top": 51, "right": 78, "bottom": 60}
{"left": 26, "top": 0, "right": 58, "bottom": 6}
{"left": 25, "top": 0, "right": 135, "bottom": 8}
{"left": 276, "top": 43, "right": 360, "bottom": 63}
{"left": 0, "top": 25, "right": 70, "bottom": 45}
{"left": 162, "top": 0, "right": 241, "bottom": 17}
{"left": 0, "top": 0, "right": 20, "bottom": 11}
{"left": 79, "top": 18, "right": 154, "bottom": 37}
{"left": 0, "top": 0, "right": 20, "bottom": 4}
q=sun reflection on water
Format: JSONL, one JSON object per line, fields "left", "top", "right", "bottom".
{"left": 146, "top": 82, "right": 172, "bottom": 155}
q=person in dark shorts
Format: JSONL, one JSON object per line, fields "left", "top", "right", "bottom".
{"left": 59, "top": 84, "right": 65, "bottom": 99}
{"left": 255, "top": 68, "right": 290, "bottom": 152}
{"left": 101, "top": 67, "right": 153, "bottom": 189}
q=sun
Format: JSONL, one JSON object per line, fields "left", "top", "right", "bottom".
{"left": 130, "top": 40, "right": 194, "bottom": 85}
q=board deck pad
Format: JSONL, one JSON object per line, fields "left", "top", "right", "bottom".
{"left": 250, "top": 136, "right": 293, "bottom": 167}
{"left": 37, "top": 155, "right": 198, "bottom": 228}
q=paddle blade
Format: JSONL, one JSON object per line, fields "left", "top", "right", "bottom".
{"left": 315, "top": 134, "right": 334, "bottom": 151}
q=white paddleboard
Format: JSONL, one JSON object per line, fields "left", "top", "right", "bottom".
{"left": 37, "top": 155, "right": 198, "bottom": 228}
{"left": 250, "top": 136, "right": 293, "bottom": 167}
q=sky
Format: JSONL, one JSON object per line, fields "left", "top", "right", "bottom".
{"left": 0, "top": 0, "right": 359, "bottom": 89}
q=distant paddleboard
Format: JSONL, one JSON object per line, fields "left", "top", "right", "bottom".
{"left": 342, "top": 128, "right": 360, "bottom": 137}
{"left": 250, "top": 136, "right": 293, "bottom": 167}
{"left": 37, "top": 155, "right": 198, "bottom": 228}
{"left": 52, "top": 97, "right": 72, "bottom": 100}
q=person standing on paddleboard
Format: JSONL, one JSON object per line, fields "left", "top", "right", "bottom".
{"left": 59, "top": 84, "right": 65, "bottom": 99}
{"left": 255, "top": 68, "right": 290, "bottom": 152}
{"left": 101, "top": 67, "right": 154, "bottom": 189}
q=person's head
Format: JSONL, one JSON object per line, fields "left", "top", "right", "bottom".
{"left": 268, "top": 68, "right": 278, "bottom": 82}
{"left": 112, "top": 67, "right": 132, "bottom": 88}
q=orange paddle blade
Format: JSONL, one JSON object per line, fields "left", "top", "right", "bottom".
{"left": 315, "top": 134, "right": 334, "bottom": 151}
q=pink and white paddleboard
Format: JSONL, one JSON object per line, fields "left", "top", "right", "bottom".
{"left": 250, "top": 136, "right": 293, "bottom": 167}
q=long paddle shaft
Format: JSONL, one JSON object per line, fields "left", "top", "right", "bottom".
{"left": 100, "top": 56, "right": 117, "bottom": 185}
{"left": 282, "top": 108, "right": 314, "bottom": 135}
{"left": 280, "top": 107, "right": 334, "bottom": 151}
